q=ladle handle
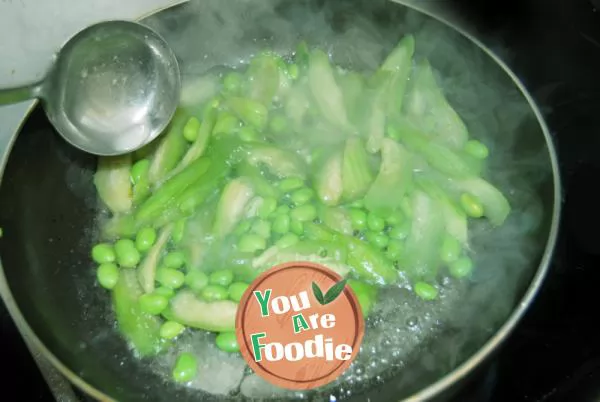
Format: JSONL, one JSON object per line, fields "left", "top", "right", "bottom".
{"left": 0, "top": 81, "right": 44, "bottom": 106}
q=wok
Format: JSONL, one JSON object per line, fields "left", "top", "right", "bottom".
{"left": 0, "top": 0, "right": 560, "bottom": 401}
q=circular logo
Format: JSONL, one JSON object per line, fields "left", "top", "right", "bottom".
{"left": 235, "top": 261, "right": 365, "bottom": 390}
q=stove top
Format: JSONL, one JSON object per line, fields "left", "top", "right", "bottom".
{"left": 3, "top": 0, "right": 600, "bottom": 400}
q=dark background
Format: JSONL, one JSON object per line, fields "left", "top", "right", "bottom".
{"left": 4, "top": 0, "right": 600, "bottom": 400}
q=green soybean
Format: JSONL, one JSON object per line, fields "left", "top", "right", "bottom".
{"left": 386, "top": 210, "right": 405, "bottom": 226}
{"left": 275, "top": 204, "right": 290, "bottom": 215}
{"left": 389, "top": 222, "right": 410, "bottom": 240}
{"left": 287, "top": 63, "right": 299, "bottom": 80}
{"left": 185, "top": 270, "right": 209, "bottom": 292}
{"left": 215, "top": 332, "right": 240, "bottom": 353}
{"left": 130, "top": 159, "right": 150, "bottom": 184}
{"left": 290, "top": 204, "right": 317, "bottom": 222}
{"left": 367, "top": 213, "right": 385, "bottom": 232}
{"left": 138, "top": 293, "right": 168, "bottom": 315}
{"left": 183, "top": 116, "right": 201, "bottom": 142}
{"left": 349, "top": 199, "right": 364, "bottom": 209}
{"left": 386, "top": 241, "right": 404, "bottom": 261}
{"left": 290, "top": 188, "right": 314, "bottom": 206}
{"left": 155, "top": 286, "right": 175, "bottom": 298}
{"left": 163, "top": 251, "right": 186, "bottom": 269}
{"left": 209, "top": 270, "right": 234, "bottom": 287}
{"left": 160, "top": 321, "right": 185, "bottom": 339}
{"left": 414, "top": 282, "right": 438, "bottom": 301}
{"left": 272, "top": 214, "right": 290, "bottom": 234}
{"left": 172, "top": 353, "right": 198, "bottom": 383}
{"left": 156, "top": 268, "right": 185, "bottom": 289}
{"left": 269, "top": 115, "right": 288, "bottom": 134}
{"left": 278, "top": 177, "right": 304, "bottom": 192}
{"left": 460, "top": 193, "right": 484, "bottom": 218}
{"left": 464, "top": 140, "right": 489, "bottom": 159}
{"left": 238, "top": 126, "right": 260, "bottom": 142}
{"left": 366, "top": 232, "right": 389, "bottom": 249}
{"left": 96, "top": 263, "right": 119, "bottom": 289}
{"left": 201, "top": 284, "right": 229, "bottom": 301}
{"left": 449, "top": 256, "right": 474, "bottom": 278}
{"left": 228, "top": 282, "right": 249, "bottom": 302}
{"left": 251, "top": 219, "right": 271, "bottom": 239}
{"left": 349, "top": 208, "right": 367, "bottom": 230}
{"left": 258, "top": 197, "right": 278, "bottom": 218}
{"left": 91, "top": 243, "right": 116, "bottom": 264}
{"left": 440, "top": 235, "right": 461, "bottom": 263}
{"left": 114, "top": 239, "right": 141, "bottom": 268}
{"left": 135, "top": 227, "right": 157, "bottom": 252}
{"left": 275, "top": 233, "right": 299, "bottom": 249}
{"left": 233, "top": 220, "right": 253, "bottom": 236}
{"left": 290, "top": 219, "right": 304, "bottom": 236}
{"left": 238, "top": 233, "right": 267, "bottom": 253}
{"left": 223, "top": 71, "right": 243, "bottom": 93}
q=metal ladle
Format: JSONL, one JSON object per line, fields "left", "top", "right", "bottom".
{"left": 0, "top": 20, "right": 181, "bottom": 156}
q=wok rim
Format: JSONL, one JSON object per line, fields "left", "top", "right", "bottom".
{"left": 0, "top": 1, "right": 562, "bottom": 401}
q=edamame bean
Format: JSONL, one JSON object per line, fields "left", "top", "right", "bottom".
{"left": 223, "top": 71, "right": 242, "bottom": 93}
{"left": 238, "top": 233, "right": 267, "bottom": 253}
{"left": 228, "top": 282, "right": 249, "bottom": 302}
{"left": 213, "top": 112, "right": 240, "bottom": 136}
{"left": 114, "top": 239, "right": 140, "bottom": 268}
{"left": 349, "top": 199, "right": 364, "bottom": 209}
{"left": 290, "top": 219, "right": 304, "bottom": 236}
{"left": 160, "top": 321, "right": 185, "bottom": 339}
{"left": 135, "top": 227, "right": 157, "bottom": 252}
{"left": 290, "top": 188, "right": 314, "bottom": 206}
{"left": 389, "top": 222, "right": 410, "bottom": 240}
{"left": 440, "top": 235, "right": 461, "bottom": 263}
{"left": 290, "top": 204, "right": 317, "bottom": 222}
{"left": 238, "top": 126, "right": 260, "bottom": 142}
{"left": 272, "top": 214, "right": 290, "bottom": 234}
{"left": 251, "top": 219, "right": 271, "bottom": 239}
{"left": 449, "top": 256, "right": 474, "bottom": 278}
{"left": 209, "top": 270, "right": 234, "bottom": 287}
{"left": 367, "top": 213, "right": 385, "bottom": 232}
{"left": 269, "top": 115, "right": 288, "bottom": 134}
{"left": 215, "top": 332, "right": 240, "bottom": 353}
{"left": 156, "top": 268, "right": 185, "bottom": 289}
{"left": 349, "top": 208, "right": 367, "bottom": 230}
{"left": 233, "top": 220, "right": 252, "bottom": 236}
{"left": 386, "top": 241, "right": 404, "bottom": 261}
{"left": 460, "top": 193, "right": 484, "bottom": 218}
{"left": 258, "top": 197, "right": 277, "bottom": 218}
{"left": 201, "top": 285, "right": 229, "bottom": 301}
{"left": 185, "top": 270, "right": 209, "bottom": 292}
{"left": 366, "top": 232, "right": 389, "bottom": 249}
{"left": 96, "top": 263, "right": 119, "bottom": 289}
{"left": 386, "top": 210, "right": 405, "bottom": 226}
{"left": 130, "top": 159, "right": 150, "bottom": 184}
{"left": 163, "top": 251, "right": 186, "bottom": 269}
{"left": 414, "top": 282, "right": 438, "bottom": 301}
{"left": 91, "top": 243, "right": 116, "bottom": 264}
{"left": 278, "top": 177, "right": 304, "bottom": 192}
{"left": 183, "top": 117, "right": 201, "bottom": 142}
{"left": 139, "top": 293, "right": 168, "bottom": 315}
{"left": 464, "top": 140, "right": 489, "bottom": 159}
{"left": 172, "top": 353, "right": 198, "bottom": 383}
{"left": 172, "top": 219, "right": 186, "bottom": 244}
{"left": 275, "top": 204, "right": 290, "bottom": 215}
{"left": 287, "top": 63, "right": 299, "bottom": 80}
{"left": 155, "top": 287, "right": 175, "bottom": 298}
{"left": 275, "top": 233, "right": 299, "bottom": 249}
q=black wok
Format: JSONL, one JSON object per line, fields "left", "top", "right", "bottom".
{"left": 0, "top": 0, "right": 560, "bottom": 401}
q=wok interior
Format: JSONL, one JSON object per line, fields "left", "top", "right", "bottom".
{"left": 0, "top": 0, "right": 557, "bottom": 400}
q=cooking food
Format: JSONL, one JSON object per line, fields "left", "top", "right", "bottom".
{"left": 90, "top": 34, "right": 510, "bottom": 387}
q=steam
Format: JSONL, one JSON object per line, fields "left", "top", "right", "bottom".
{"left": 136, "top": 0, "right": 556, "bottom": 400}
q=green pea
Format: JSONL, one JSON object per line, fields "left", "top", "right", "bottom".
{"left": 440, "top": 235, "right": 461, "bottom": 264}
{"left": 258, "top": 197, "right": 278, "bottom": 219}
{"left": 272, "top": 214, "right": 290, "bottom": 234}
{"left": 154, "top": 286, "right": 175, "bottom": 298}
{"left": 172, "top": 219, "right": 186, "bottom": 244}
{"left": 389, "top": 222, "right": 410, "bottom": 240}
{"left": 172, "top": 353, "right": 198, "bottom": 383}
{"left": 290, "top": 204, "right": 317, "bottom": 222}
{"left": 185, "top": 270, "right": 209, "bottom": 292}
{"left": 464, "top": 140, "right": 489, "bottom": 160}
{"left": 386, "top": 241, "right": 404, "bottom": 261}
{"left": 275, "top": 204, "right": 290, "bottom": 215}
{"left": 114, "top": 239, "right": 140, "bottom": 268}
{"left": 348, "top": 208, "right": 367, "bottom": 230}
{"left": 233, "top": 219, "right": 253, "bottom": 236}
{"left": 215, "top": 332, "right": 240, "bottom": 353}
{"left": 156, "top": 268, "right": 185, "bottom": 289}
{"left": 366, "top": 232, "right": 389, "bottom": 249}
{"left": 269, "top": 115, "right": 288, "bottom": 134}
{"left": 238, "top": 233, "right": 267, "bottom": 253}
{"left": 209, "top": 270, "right": 234, "bottom": 287}
{"left": 367, "top": 213, "right": 385, "bottom": 232}
{"left": 160, "top": 321, "right": 185, "bottom": 339}
{"left": 290, "top": 188, "right": 314, "bottom": 206}
{"left": 183, "top": 116, "right": 201, "bottom": 142}
{"left": 275, "top": 233, "right": 299, "bottom": 249}
{"left": 278, "top": 177, "right": 304, "bottom": 192}
{"left": 414, "top": 282, "right": 438, "bottom": 301}
{"left": 287, "top": 63, "right": 299, "bottom": 80}
{"left": 91, "top": 243, "right": 116, "bottom": 264}
{"left": 130, "top": 159, "right": 150, "bottom": 184}
{"left": 460, "top": 193, "right": 484, "bottom": 218}
{"left": 201, "top": 284, "right": 229, "bottom": 301}
{"left": 386, "top": 210, "right": 405, "bottom": 226}
{"left": 163, "top": 251, "right": 186, "bottom": 269}
{"left": 251, "top": 219, "right": 271, "bottom": 239}
{"left": 228, "top": 282, "right": 249, "bottom": 302}
{"left": 223, "top": 71, "right": 242, "bottom": 93}
{"left": 135, "top": 227, "right": 157, "bottom": 252}
{"left": 449, "top": 256, "right": 474, "bottom": 278}
{"left": 290, "top": 219, "right": 304, "bottom": 236}
{"left": 96, "top": 263, "right": 119, "bottom": 289}
{"left": 138, "top": 293, "right": 168, "bottom": 315}
{"left": 238, "top": 126, "right": 260, "bottom": 142}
